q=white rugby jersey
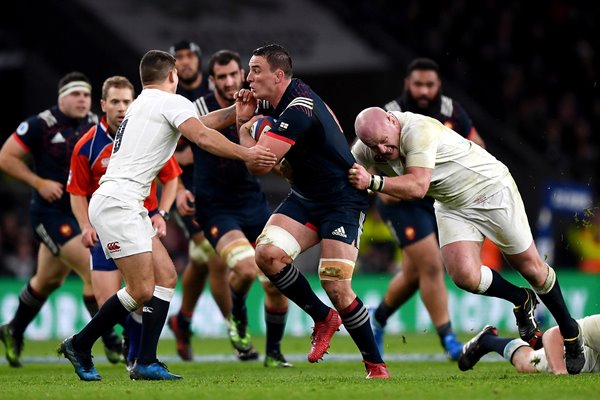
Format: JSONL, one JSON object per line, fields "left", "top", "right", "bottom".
{"left": 96, "top": 88, "right": 196, "bottom": 205}
{"left": 351, "top": 111, "right": 511, "bottom": 208}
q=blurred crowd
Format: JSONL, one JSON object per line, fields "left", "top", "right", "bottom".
{"left": 329, "top": 0, "right": 598, "bottom": 190}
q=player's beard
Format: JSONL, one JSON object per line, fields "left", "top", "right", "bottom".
{"left": 404, "top": 91, "right": 442, "bottom": 115}
{"left": 180, "top": 73, "right": 200, "bottom": 86}
{"left": 216, "top": 86, "right": 235, "bottom": 103}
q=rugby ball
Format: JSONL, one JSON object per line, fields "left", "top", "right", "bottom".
{"left": 250, "top": 116, "right": 276, "bottom": 141}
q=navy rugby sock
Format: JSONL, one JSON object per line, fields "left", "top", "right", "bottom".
{"left": 11, "top": 281, "right": 47, "bottom": 337}
{"left": 482, "top": 269, "right": 528, "bottom": 306}
{"left": 73, "top": 293, "right": 129, "bottom": 352}
{"left": 268, "top": 264, "right": 330, "bottom": 322}
{"left": 137, "top": 296, "right": 170, "bottom": 365}
{"left": 230, "top": 287, "right": 249, "bottom": 337}
{"left": 340, "top": 297, "right": 383, "bottom": 364}
{"left": 83, "top": 295, "right": 119, "bottom": 344}
{"left": 537, "top": 280, "right": 579, "bottom": 339}
{"left": 265, "top": 307, "right": 287, "bottom": 354}
{"left": 480, "top": 334, "right": 513, "bottom": 357}
{"left": 373, "top": 301, "right": 395, "bottom": 328}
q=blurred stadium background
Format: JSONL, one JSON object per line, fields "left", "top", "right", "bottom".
{"left": 0, "top": 0, "right": 598, "bottom": 338}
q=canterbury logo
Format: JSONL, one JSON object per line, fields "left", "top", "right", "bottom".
{"left": 331, "top": 226, "right": 347, "bottom": 238}
{"left": 106, "top": 241, "right": 121, "bottom": 252}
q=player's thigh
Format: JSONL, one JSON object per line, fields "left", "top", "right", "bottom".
{"left": 114, "top": 251, "right": 154, "bottom": 300}
{"left": 33, "top": 244, "right": 70, "bottom": 290}
{"left": 58, "top": 234, "right": 92, "bottom": 279}
{"left": 403, "top": 233, "right": 444, "bottom": 277}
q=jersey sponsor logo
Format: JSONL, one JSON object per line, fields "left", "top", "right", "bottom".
{"left": 142, "top": 306, "right": 153, "bottom": 313}
{"left": 59, "top": 224, "right": 73, "bottom": 237}
{"left": 106, "top": 241, "right": 121, "bottom": 252}
{"left": 50, "top": 132, "right": 66, "bottom": 144}
{"left": 16, "top": 122, "right": 29, "bottom": 135}
{"left": 331, "top": 226, "right": 347, "bottom": 238}
{"left": 101, "top": 157, "right": 110, "bottom": 167}
{"left": 210, "top": 225, "right": 219, "bottom": 239}
{"left": 279, "top": 121, "right": 289, "bottom": 130}
{"left": 404, "top": 226, "right": 416, "bottom": 241}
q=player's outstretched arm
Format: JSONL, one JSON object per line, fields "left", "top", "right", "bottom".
{"left": 199, "top": 105, "right": 236, "bottom": 131}
{"left": 178, "top": 117, "right": 277, "bottom": 171}
{"left": 348, "top": 163, "right": 431, "bottom": 200}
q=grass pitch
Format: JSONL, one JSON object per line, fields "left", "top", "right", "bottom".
{"left": 1, "top": 333, "right": 598, "bottom": 400}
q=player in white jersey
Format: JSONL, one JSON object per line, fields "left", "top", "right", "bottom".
{"left": 348, "top": 107, "right": 585, "bottom": 375}
{"left": 58, "top": 49, "right": 277, "bottom": 382}
{"left": 459, "top": 315, "right": 600, "bottom": 375}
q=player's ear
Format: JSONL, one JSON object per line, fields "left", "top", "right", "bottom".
{"left": 275, "top": 69, "right": 284, "bottom": 84}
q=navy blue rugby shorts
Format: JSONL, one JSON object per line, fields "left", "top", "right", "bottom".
{"left": 29, "top": 207, "right": 81, "bottom": 256}
{"left": 376, "top": 196, "right": 437, "bottom": 248}
{"left": 274, "top": 186, "right": 369, "bottom": 249}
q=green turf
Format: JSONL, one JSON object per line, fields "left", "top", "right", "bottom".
{"left": 1, "top": 334, "right": 598, "bottom": 400}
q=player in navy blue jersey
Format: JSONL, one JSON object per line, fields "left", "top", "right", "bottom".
{"left": 166, "top": 40, "right": 233, "bottom": 361}
{"left": 369, "top": 58, "right": 487, "bottom": 360}
{"left": 0, "top": 72, "right": 122, "bottom": 367}
{"left": 169, "top": 50, "right": 291, "bottom": 366}
{"left": 234, "top": 44, "right": 389, "bottom": 379}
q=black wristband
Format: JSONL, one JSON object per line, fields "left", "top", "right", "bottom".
{"left": 158, "top": 209, "right": 170, "bottom": 221}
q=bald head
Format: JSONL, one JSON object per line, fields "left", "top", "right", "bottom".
{"left": 354, "top": 107, "right": 401, "bottom": 160}
{"left": 355, "top": 107, "right": 387, "bottom": 142}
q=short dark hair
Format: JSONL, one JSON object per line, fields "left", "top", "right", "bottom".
{"left": 140, "top": 50, "right": 176, "bottom": 85}
{"left": 169, "top": 40, "right": 202, "bottom": 59}
{"left": 101, "top": 76, "right": 135, "bottom": 100}
{"left": 58, "top": 71, "right": 90, "bottom": 91}
{"left": 406, "top": 58, "right": 440, "bottom": 76}
{"left": 208, "top": 50, "right": 242, "bottom": 77}
{"left": 252, "top": 44, "right": 293, "bottom": 78}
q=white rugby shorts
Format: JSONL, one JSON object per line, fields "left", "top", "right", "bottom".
{"left": 88, "top": 194, "right": 155, "bottom": 259}
{"left": 434, "top": 178, "right": 533, "bottom": 255}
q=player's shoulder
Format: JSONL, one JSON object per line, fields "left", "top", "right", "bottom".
{"left": 193, "top": 92, "right": 218, "bottom": 116}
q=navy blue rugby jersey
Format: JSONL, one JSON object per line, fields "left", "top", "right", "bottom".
{"left": 384, "top": 94, "right": 477, "bottom": 139}
{"left": 12, "top": 106, "right": 97, "bottom": 211}
{"left": 257, "top": 78, "right": 357, "bottom": 199}
{"left": 191, "top": 92, "right": 264, "bottom": 206}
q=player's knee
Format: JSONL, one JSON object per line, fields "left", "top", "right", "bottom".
{"left": 131, "top": 285, "right": 154, "bottom": 305}
{"left": 221, "top": 238, "right": 255, "bottom": 270}
{"left": 43, "top": 276, "right": 66, "bottom": 293}
{"left": 189, "top": 238, "right": 215, "bottom": 265}
{"left": 234, "top": 260, "right": 258, "bottom": 282}
{"left": 447, "top": 264, "right": 480, "bottom": 292}
{"left": 255, "top": 225, "right": 300, "bottom": 268}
